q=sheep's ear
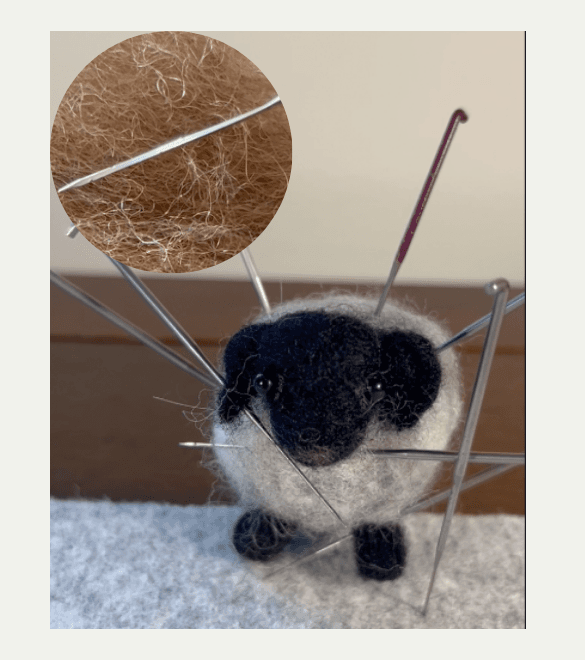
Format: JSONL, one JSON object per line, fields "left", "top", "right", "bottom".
{"left": 218, "top": 324, "right": 265, "bottom": 422}
{"left": 378, "top": 331, "right": 442, "bottom": 430}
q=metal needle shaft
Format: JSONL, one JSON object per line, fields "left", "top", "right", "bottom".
{"left": 403, "top": 464, "right": 516, "bottom": 515}
{"left": 50, "top": 271, "right": 216, "bottom": 389}
{"left": 179, "top": 442, "right": 243, "bottom": 449}
{"left": 110, "top": 257, "right": 224, "bottom": 387}
{"left": 375, "top": 109, "right": 468, "bottom": 316}
{"left": 241, "top": 248, "right": 271, "bottom": 315}
{"left": 57, "top": 96, "right": 283, "bottom": 193}
{"left": 371, "top": 449, "right": 524, "bottom": 465}
{"left": 437, "top": 292, "right": 525, "bottom": 353}
{"left": 190, "top": 441, "right": 524, "bottom": 466}
{"left": 240, "top": 410, "right": 346, "bottom": 527}
{"left": 264, "top": 533, "right": 353, "bottom": 579}
{"left": 422, "top": 278, "right": 510, "bottom": 615}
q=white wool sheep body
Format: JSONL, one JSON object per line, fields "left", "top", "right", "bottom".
{"left": 212, "top": 293, "right": 463, "bottom": 567}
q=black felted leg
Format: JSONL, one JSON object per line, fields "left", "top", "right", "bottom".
{"left": 232, "top": 509, "right": 296, "bottom": 562}
{"left": 353, "top": 523, "right": 407, "bottom": 581}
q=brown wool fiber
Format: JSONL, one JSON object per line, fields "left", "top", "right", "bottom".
{"left": 51, "top": 32, "right": 292, "bottom": 273}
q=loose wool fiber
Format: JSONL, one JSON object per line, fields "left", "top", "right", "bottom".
{"left": 212, "top": 294, "right": 463, "bottom": 537}
{"left": 51, "top": 32, "right": 292, "bottom": 273}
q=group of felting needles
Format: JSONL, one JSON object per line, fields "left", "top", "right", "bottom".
{"left": 51, "top": 101, "right": 525, "bottom": 616}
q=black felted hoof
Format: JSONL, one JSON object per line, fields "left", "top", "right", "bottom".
{"left": 353, "top": 523, "right": 407, "bottom": 581}
{"left": 232, "top": 509, "right": 296, "bottom": 562}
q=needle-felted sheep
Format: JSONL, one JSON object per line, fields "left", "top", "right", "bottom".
{"left": 212, "top": 293, "right": 463, "bottom": 580}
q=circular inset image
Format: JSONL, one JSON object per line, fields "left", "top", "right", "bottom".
{"left": 51, "top": 31, "right": 292, "bottom": 273}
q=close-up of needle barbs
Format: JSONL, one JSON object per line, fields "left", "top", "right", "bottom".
{"left": 60, "top": 96, "right": 283, "bottom": 241}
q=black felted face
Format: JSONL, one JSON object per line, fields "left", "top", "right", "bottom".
{"left": 218, "top": 312, "right": 442, "bottom": 467}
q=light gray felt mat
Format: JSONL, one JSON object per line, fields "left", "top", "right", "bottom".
{"left": 50, "top": 499, "right": 524, "bottom": 629}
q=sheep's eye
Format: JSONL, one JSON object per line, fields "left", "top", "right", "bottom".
{"left": 254, "top": 374, "right": 272, "bottom": 394}
{"left": 366, "top": 376, "right": 385, "bottom": 404}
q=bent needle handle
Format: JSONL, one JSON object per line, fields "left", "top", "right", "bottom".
{"left": 375, "top": 109, "right": 468, "bottom": 316}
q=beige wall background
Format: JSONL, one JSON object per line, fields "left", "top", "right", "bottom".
{"left": 51, "top": 31, "right": 524, "bottom": 286}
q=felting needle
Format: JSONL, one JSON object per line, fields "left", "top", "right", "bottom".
{"left": 437, "top": 291, "right": 525, "bottom": 353}
{"left": 422, "top": 278, "right": 509, "bottom": 616}
{"left": 264, "top": 533, "right": 353, "bottom": 580}
{"left": 179, "top": 442, "right": 243, "bottom": 449}
{"left": 110, "top": 257, "right": 224, "bottom": 387}
{"left": 371, "top": 449, "right": 524, "bottom": 465}
{"left": 57, "top": 96, "right": 283, "bottom": 193}
{"left": 153, "top": 396, "right": 198, "bottom": 408}
{"left": 197, "top": 442, "right": 524, "bottom": 465}
{"left": 403, "top": 464, "right": 516, "bottom": 515}
{"left": 50, "top": 270, "right": 216, "bottom": 389}
{"left": 375, "top": 109, "right": 468, "bottom": 316}
{"left": 109, "top": 258, "right": 346, "bottom": 527}
{"left": 241, "top": 248, "right": 271, "bottom": 315}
